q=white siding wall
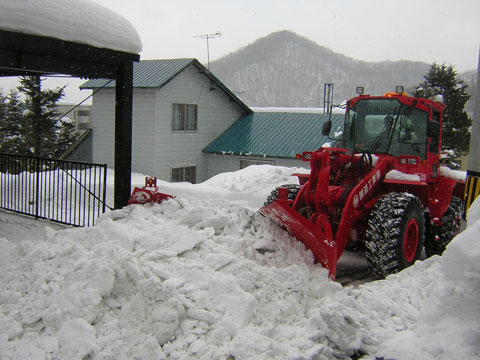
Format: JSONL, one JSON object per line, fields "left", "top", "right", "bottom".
{"left": 91, "top": 89, "right": 115, "bottom": 166}
{"left": 91, "top": 88, "right": 157, "bottom": 173}
{"left": 153, "top": 66, "right": 245, "bottom": 182}
{"left": 90, "top": 64, "right": 246, "bottom": 182}
{"left": 131, "top": 89, "right": 157, "bottom": 173}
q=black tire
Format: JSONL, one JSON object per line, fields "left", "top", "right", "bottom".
{"left": 366, "top": 192, "right": 425, "bottom": 278}
{"left": 264, "top": 184, "right": 301, "bottom": 206}
{"left": 425, "top": 197, "right": 463, "bottom": 257}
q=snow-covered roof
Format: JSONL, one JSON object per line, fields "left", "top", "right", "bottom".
{"left": 0, "top": 0, "right": 142, "bottom": 54}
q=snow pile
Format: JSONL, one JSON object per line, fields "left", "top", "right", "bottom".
{"left": 127, "top": 165, "right": 308, "bottom": 209}
{"left": 0, "top": 165, "right": 479, "bottom": 359}
{"left": 385, "top": 169, "right": 421, "bottom": 182}
{"left": 439, "top": 166, "right": 467, "bottom": 181}
{"left": 0, "top": 0, "right": 142, "bottom": 54}
{"left": 367, "top": 198, "right": 480, "bottom": 359}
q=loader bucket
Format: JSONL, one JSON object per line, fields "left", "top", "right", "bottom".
{"left": 260, "top": 200, "right": 338, "bottom": 279}
{"left": 128, "top": 187, "right": 173, "bottom": 205}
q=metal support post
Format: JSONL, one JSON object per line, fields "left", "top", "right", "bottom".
{"left": 464, "top": 45, "right": 480, "bottom": 216}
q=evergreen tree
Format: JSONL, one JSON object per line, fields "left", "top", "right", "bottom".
{"left": 53, "top": 117, "right": 78, "bottom": 158}
{"left": 413, "top": 63, "right": 472, "bottom": 156}
{"left": 0, "top": 76, "right": 78, "bottom": 158}
{"left": 0, "top": 90, "right": 25, "bottom": 154}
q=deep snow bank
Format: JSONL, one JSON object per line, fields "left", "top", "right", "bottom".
{"left": 0, "top": 165, "right": 479, "bottom": 359}
{"left": 119, "top": 165, "right": 309, "bottom": 210}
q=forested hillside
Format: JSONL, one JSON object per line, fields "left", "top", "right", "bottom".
{"left": 210, "top": 30, "right": 476, "bottom": 109}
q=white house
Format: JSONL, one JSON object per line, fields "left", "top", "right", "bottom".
{"left": 56, "top": 103, "right": 92, "bottom": 131}
{"left": 80, "top": 58, "right": 251, "bottom": 183}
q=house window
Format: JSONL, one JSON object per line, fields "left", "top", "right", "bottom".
{"left": 171, "top": 166, "right": 196, "bottom": 183}
{"left": 173, "top": 103, "right": 197, "bottom": 131}
{"left": 240, "top": 159, "right": 275, "bottom": 169}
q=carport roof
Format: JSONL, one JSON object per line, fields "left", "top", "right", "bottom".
{"left": 0, "top": 28, "right": 139, "bottom": 209}
{"left": 0, "top": 29, "right": 139, "bottom": 79}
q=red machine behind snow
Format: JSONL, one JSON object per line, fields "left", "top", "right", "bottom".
{"left": 129, "top": 177, "right": 173, "bottom": 205}
{"left": 260, "top": 88, "right": 465, "bottom": 279}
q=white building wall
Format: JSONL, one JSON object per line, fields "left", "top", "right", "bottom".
{"left": 90, "top": 88, "right": 156, "bottom": 173}
{"left": 90, "top": 65, "right": 246, "bottom": 182}
{"left": 90, "top": 89, "right": 115, "bottom": 166}
{"left": 153, "top": 66, "right": 245, "bottom": 183}
{"left": 131, "top": 89, "right": 157, "bottom": 174}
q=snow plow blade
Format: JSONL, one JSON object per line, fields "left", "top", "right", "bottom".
{"left": 260, "top": 200, "right": 337, "bottom": 279}
{"left": 128, "top": 177, "right": 174, "bottom": 205}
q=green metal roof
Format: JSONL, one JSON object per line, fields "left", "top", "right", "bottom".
{"left": 80, "top": 58, "right": 251, "bottom": 113}
{"left": 203, "top": 112, "right": 345, "bottom": 158}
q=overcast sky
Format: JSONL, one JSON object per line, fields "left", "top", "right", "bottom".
{"left": 94, "top": 0, "right": 479, "bottom": 72}
{"left": 1, "top": 0, "right": 479, "bottom": 104}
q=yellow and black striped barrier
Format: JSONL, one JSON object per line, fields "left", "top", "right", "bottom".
{"left": 464, "top": 170, "right": 480, "bottom": 215}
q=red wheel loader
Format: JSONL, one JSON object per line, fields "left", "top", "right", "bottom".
{"left": 260, "top": 88, "right": 465, "bottom": 279}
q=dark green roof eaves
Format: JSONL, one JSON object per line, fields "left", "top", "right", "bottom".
{"left": 203, "top": 112, "right": 344, "bottom": 158}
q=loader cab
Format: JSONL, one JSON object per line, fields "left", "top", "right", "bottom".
{"left": 343, "top": 96, "right": 429, "bottom": 160}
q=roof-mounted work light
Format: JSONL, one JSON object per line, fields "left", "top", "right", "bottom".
{"left": 356, "top": 86, "right": 365, "bottom": 95}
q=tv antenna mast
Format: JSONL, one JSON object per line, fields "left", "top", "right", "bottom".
{"left": 194, "top": 31, "right": 221, "bottom": 69}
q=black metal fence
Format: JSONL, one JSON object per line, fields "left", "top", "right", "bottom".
{"left": 0, "top": 153, "right": 108, "bottom": 227}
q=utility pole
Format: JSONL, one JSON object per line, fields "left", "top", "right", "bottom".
{"left": 194, "top": 31, "right": 221, "bottom": 70}
{"left": 464, "top": 45, "right": 480, "bottom": 217}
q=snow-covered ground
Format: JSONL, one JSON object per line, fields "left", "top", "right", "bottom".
{"left": 0, "top": 165, "right": 479, "bottom": 360}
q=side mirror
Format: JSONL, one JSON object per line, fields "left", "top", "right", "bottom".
{"left": 322, "top": 121, "right": 332, "bottom": 136}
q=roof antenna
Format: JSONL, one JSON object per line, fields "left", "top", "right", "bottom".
{"left": 194, "top": 31, "right": 221, "bottom": 70}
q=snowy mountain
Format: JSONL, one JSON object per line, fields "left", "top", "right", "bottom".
{"left": 210, "top": 30, "right": 476, "bottom": 109}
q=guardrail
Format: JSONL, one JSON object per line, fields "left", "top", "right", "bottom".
{"left": 0, "top": 153, "right": 108, "bottom": 227}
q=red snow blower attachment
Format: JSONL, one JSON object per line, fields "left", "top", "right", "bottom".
{"left": 128, "top": 177, "right": 174, "bottom": 205}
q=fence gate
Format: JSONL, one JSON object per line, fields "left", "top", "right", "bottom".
{"left": 0, "top": 153, "right": 108, "bottom": 227}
